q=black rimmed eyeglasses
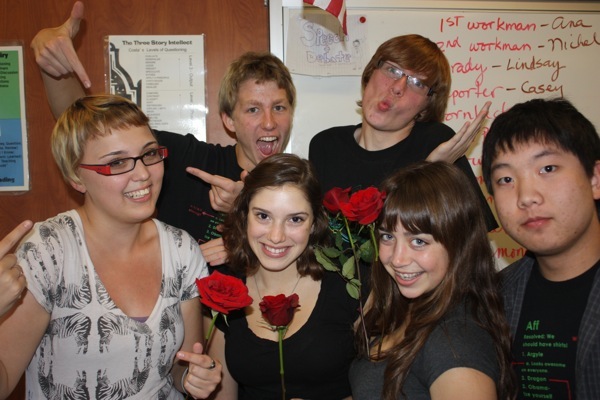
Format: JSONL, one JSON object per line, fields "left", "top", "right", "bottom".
{"left": 377, "top": 60, "right": 435, "bottom": 96}
{"left": 79, "top": 146, "right": 168, "bottom": 176}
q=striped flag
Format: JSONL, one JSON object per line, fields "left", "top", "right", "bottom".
{"left": 303, "top": 0, "right": 347, "bottom": 35}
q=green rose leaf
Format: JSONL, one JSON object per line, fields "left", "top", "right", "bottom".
{"left": 346, "top": 281, "right": 360, "bottom": 299}
{"left": 339, "top": 253, "right": 349, "bottom": 266}
{"left": 335, "top": 231, "right": 344, "bottom": 250}
{"left": 342, "top": 255, "right": 356, "bottom": 279}
{"left": 315, "top": 248, "right": 340, "bottom": 272}
{"left": 359, "top": 239, "right": 374, "bottom": 263}
{"left": 322, "top": 246, "right": 342, "bottom": 258}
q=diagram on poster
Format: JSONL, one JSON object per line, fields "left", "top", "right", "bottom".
{"left": 106, "top": 35, "right": 206, "bottom": 140}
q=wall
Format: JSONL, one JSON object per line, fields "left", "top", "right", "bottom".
{"left": 0, "top": 1, "right": 269, "bottom": 398}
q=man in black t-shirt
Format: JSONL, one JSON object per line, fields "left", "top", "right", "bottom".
{"left": 482, "top": 98, "right": 600, "bottom": 399}
{"left": 309, "top": 35, "right": 498, "bottom": 232}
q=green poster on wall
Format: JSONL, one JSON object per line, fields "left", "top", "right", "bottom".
{"left": 0, "top": 45, "right": 29, "bottom": 192}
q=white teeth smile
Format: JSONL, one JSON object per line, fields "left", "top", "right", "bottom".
{"left": 398, "top": 272, "right": 422, "bottom": 280}
{"left": 125, "top": 188, "right": 150, "bottom": 199}
{"left": 259, "top": 136, "right": 277, "bottom": 142}
{"left": 265, "top": 245, "right": 285, "bottom": 254}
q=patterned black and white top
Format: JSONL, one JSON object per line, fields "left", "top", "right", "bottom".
{"left": 17, "top": 210, "right": 207, "bottom": 400}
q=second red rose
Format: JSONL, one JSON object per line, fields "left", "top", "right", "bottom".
{"left": 259, "top": 293, "right": 300, "bottom": 327}
{"left": 339, "top": 187, "right": 386, "bottom": 225}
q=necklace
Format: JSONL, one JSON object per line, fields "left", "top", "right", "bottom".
{"left": 253, "top": 273, "right": 302, "bottom": 299}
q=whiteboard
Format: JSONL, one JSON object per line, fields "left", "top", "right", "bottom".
{"left": 270, "top": 0, "right": 600, "bottom": 269}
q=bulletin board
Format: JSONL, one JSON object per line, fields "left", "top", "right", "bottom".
{"left": 270, "top": 0, "right": 600, "bottom": 268}
{"left": 0, "top": 44, "right": 29, "bottom": 192}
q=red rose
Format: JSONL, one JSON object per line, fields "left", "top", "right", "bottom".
{"left": 339, "top": 187, "right": 386, "bottom": 225}
{"left": 323, "top": 187, "right": 351, "bottom": 213}
{"left": 259, "top": 293, "right": 300, "bottom": 327}
{"left": 196, "top": 271, "right": 253, "bottom": 314}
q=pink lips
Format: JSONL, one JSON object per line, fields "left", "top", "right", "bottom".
{"left": 262, "top": 244, "right": 289, "bottom": 258}
{"left": 395, "top": 271, "right": 422, "bottom": 285}
{"left": 125, "top": 186, "right": 152, "bottom": 202}
{"left": 377, "top": 100, "right": 391, "bottom": 112}
{"left": 522, "top": 216, "right": 550, "bottom": 229}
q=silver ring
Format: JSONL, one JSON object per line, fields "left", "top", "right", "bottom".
{"left": 208, "top": 359, "right": 216, "bottom": 370}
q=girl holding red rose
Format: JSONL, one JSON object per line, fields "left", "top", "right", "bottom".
{"left": 208, "top": 153, "right": 358, "bottom": 400}
{"left": 349, "top": 161, "right": 516, "bottom": 400}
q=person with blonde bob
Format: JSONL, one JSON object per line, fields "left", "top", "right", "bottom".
{"left": 350, "top": 161, "right": 516, "bottom": 400}
{"left": 0, "top": 94, "right": 220, "bottom": 399}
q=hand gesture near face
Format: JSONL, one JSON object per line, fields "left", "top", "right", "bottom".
{"left": 427, "top": 101, "right": 491, "bottom": 163}
{"left": 31, "top": 1, "right": 91, "bottom": 88}
{"left": 0, "top": 220, "right": 33, "bottom": 317}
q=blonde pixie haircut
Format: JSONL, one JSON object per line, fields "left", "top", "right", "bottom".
{"left": 51, "top": 94, "right": 151, "bottom": 185}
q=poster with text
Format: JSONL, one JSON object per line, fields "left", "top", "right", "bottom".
{"left": 106, "top": 35, "right": 207, "bottom": 141}
{"left": 0, "top": 45, "right": 29, "bottom": 192}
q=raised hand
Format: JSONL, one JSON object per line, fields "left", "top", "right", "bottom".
{"left": 426, "top": 101, "right": 491, "bottom": 163}
{"left": 31, "top": 1, "right": 90, "bottom": 87}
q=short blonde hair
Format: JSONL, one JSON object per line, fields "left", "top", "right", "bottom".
{"left": 218, "top": 52, "right": 296, "bottom": 118}
{"left": 51, "top": 94, "right": 151, "bottom": 184}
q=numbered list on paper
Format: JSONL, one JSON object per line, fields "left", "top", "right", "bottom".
{"left": 106, "top": 35, "right": 206, "bottom": 140}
